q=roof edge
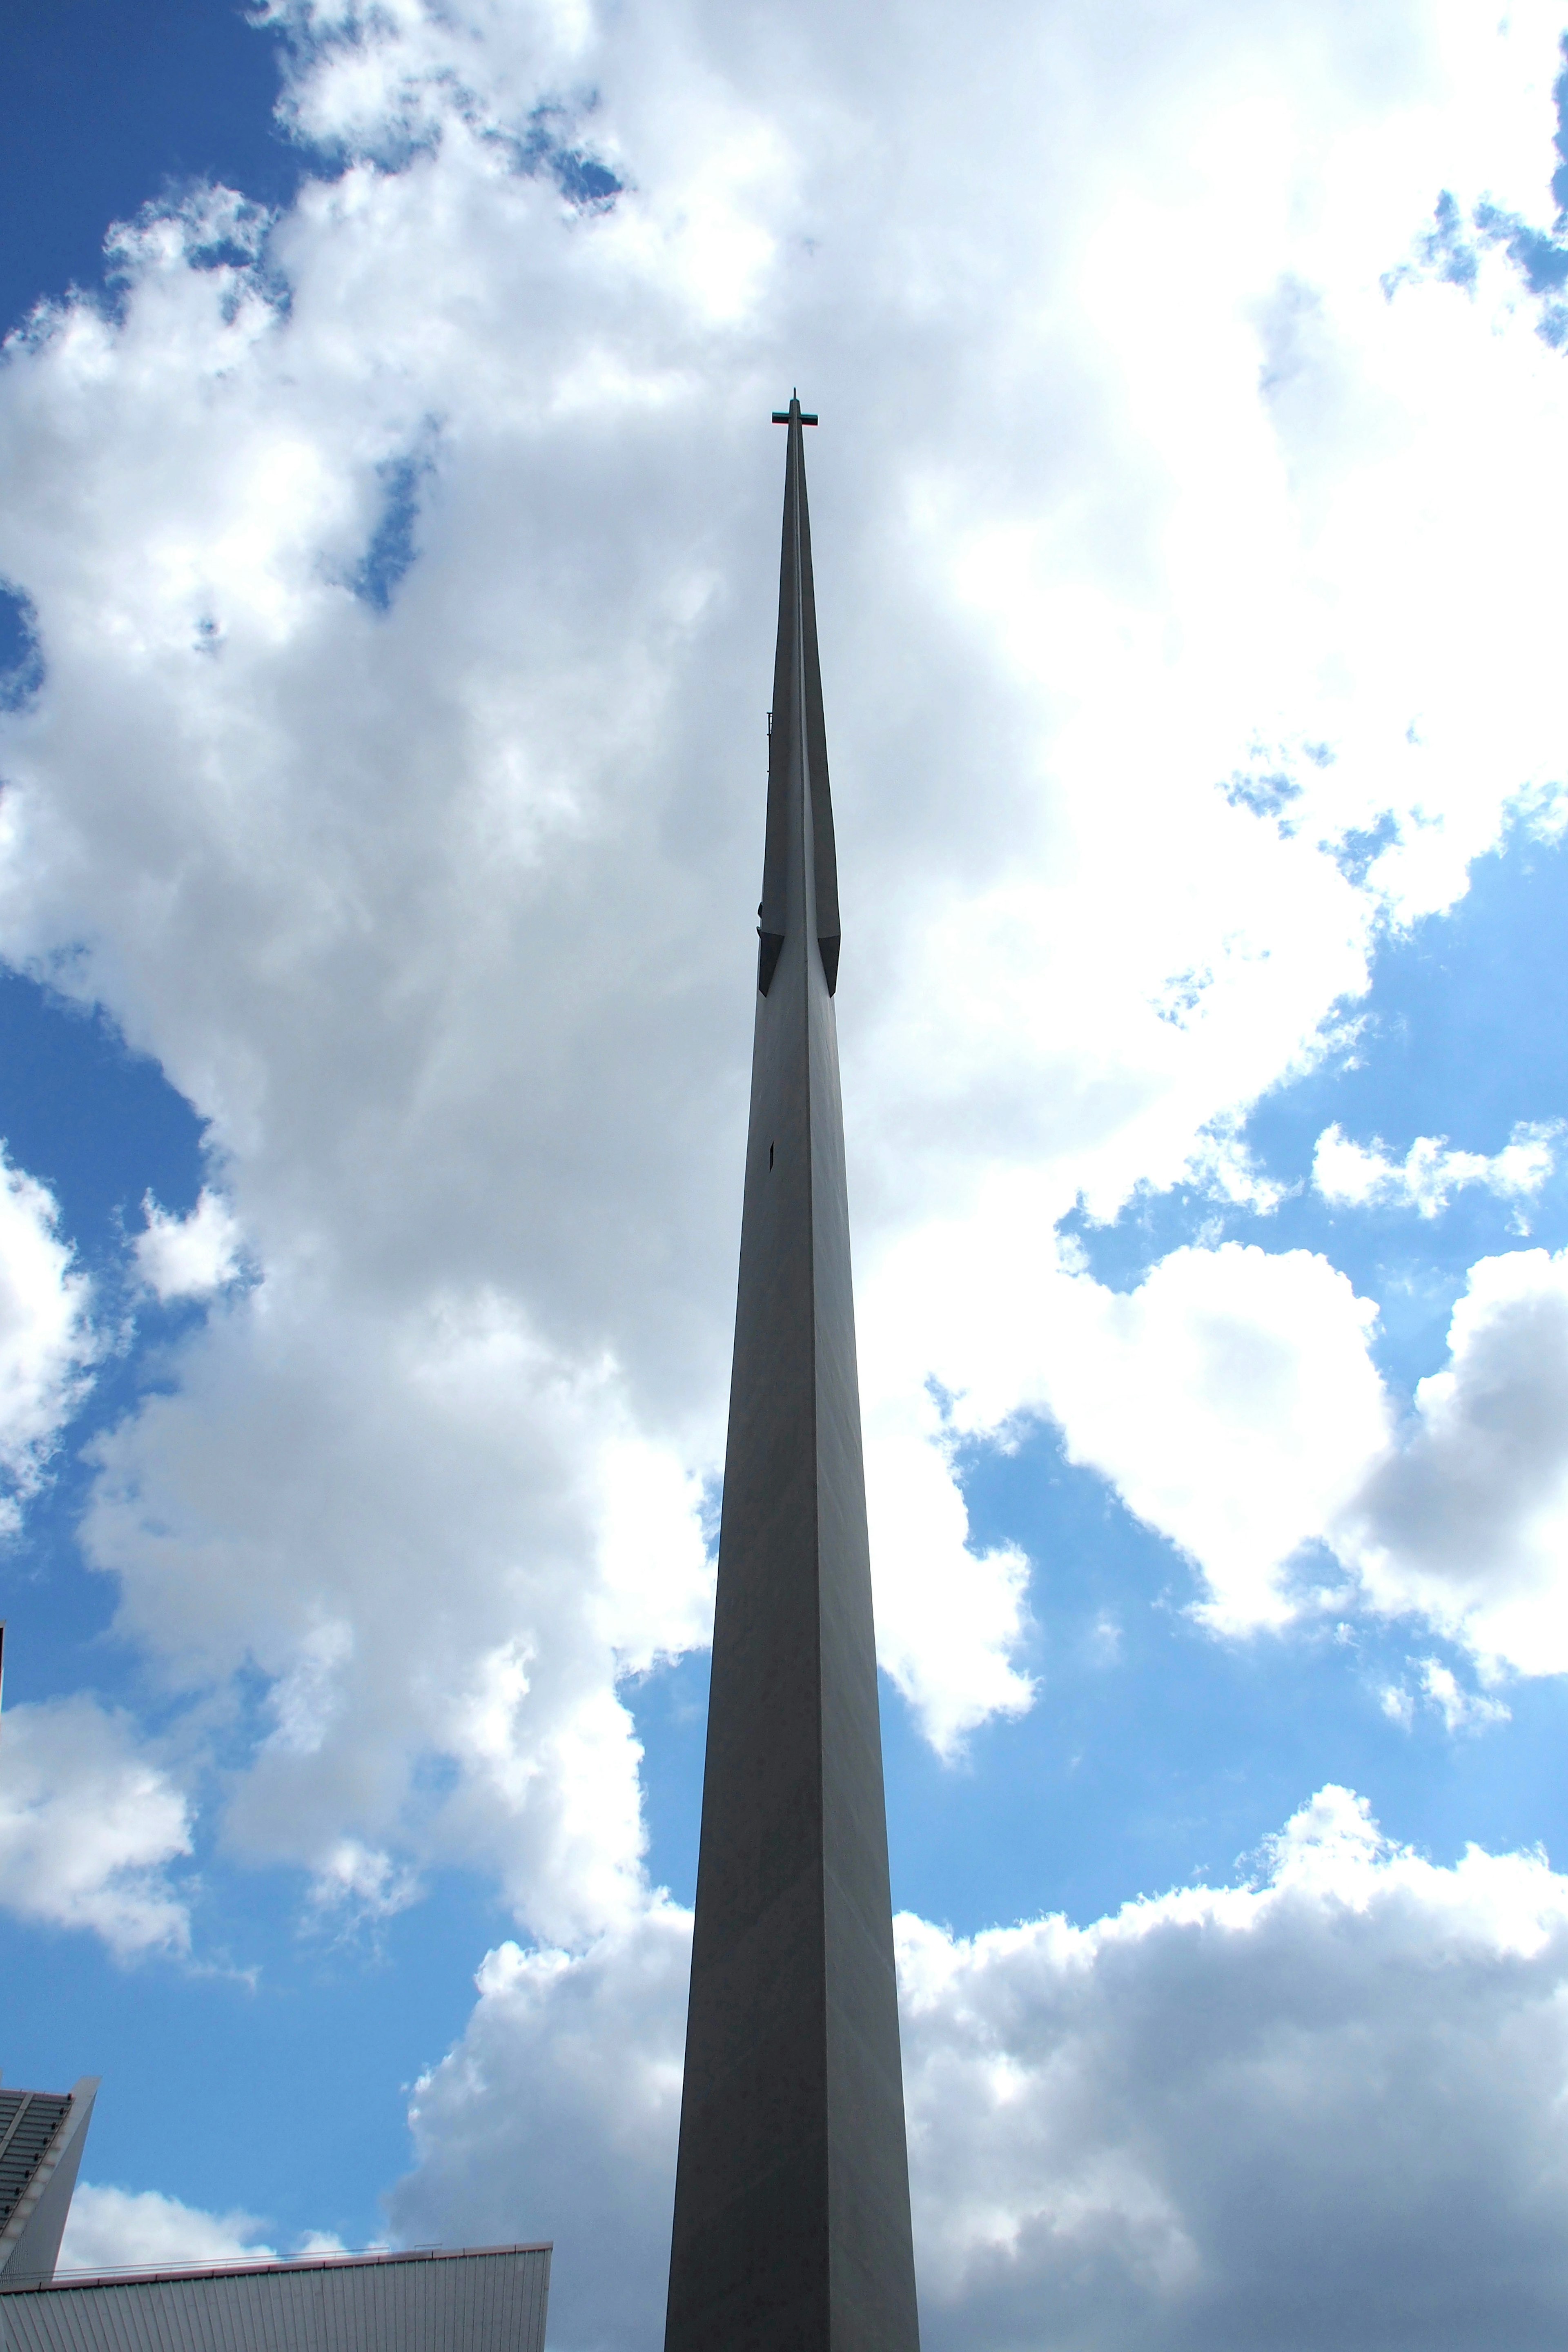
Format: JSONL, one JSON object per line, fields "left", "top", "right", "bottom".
{"left": 2, "top": 2243, "right": 553, "bottom": 2295}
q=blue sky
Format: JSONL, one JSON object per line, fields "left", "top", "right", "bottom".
{"left": 4, "top": 2, "right": 1568, "bottom": 2344}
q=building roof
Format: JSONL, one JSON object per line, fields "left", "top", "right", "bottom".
{"left": 0, "top": 2242, "right": 552, "bottom": 2352}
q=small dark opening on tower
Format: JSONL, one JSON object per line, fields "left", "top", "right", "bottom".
{"left": 768, "top": 1143, "right": 775, "bottom": 1169}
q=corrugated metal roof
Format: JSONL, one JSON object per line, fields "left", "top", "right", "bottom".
{"left": 0, "top": 2243, "right": 550, "bottom": 2352}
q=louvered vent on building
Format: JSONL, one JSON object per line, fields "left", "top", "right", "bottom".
{"left": 0, "top": 2096, "right": 72, "bottom": 2233}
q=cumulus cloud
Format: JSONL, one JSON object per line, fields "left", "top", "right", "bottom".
{"left": 900, "top": 1784, "right": 1568, "bottom": 2352}
{"left": 134, "top": 1188, "right": 244, "bottom": 1302}
{"left": 864, "top": 1399, "right": 1036, "bottom": 1757}
{"left": 6, "top": 13, "right": 1568, "bottom": 2347}
{"left": 0, "top": 1148, "right": 96, "bottom": 1528}
{"left": 590, "top": 1437, "right": 713, "bottom": 1681}
{"left": 1341, "top": 1245, "right": 1568, "bottom": 1673}
{"left": 0, "top": 0, "right": 1561, "bottom": 1983}
{"left": 388, "top": 1901, "right": 692, "bottom": 2347}
{"left": 0, "top": 1696, "right": 193, "bottom": 1957}
{"left": 945, "top": 1230, "right": 1568, "bottom": 1685}
{"left": 918, "top": 1225, "right": 1568, "bottom": 1689}
{"left": 1314, "top": 1118, "right": 1561, "bottom": 1220}
{"left": 58, "top": 2181, "right": 355, "bottom": 2273}
{"left": 389, "top": 1787, "right": 1568, "bottom": 2350}
{"left": 1031, "top": 1244, "right": 1390, "bottom": 1634}
{"left": 863, "top": 1229, "right": 1392, "bottom": 1642}
{"left": 59, "top": 2184, "right": 278, "bottom": 2273}
{"left": 79, "top": 1275, "right": 714, "bottom": 1947}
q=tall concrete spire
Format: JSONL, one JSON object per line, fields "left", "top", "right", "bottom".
{"left": 663, "top": 399, "right": 921, "bottom": 2352}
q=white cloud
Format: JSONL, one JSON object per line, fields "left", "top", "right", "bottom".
{"left": 891, "top": 1225, "right": 1568, "bottom": 1690}
{"left": 864, "top": 1359, "right": 1036, "bottom": 1754}
{"left": 904, "top": 1226, "right": 1568, "bottom": 1690}
{"left": 59, "top": 2184, "right": 278, "bottom": 2273}
{"left": 1033, "top": 1244, "right": 1390, "bottom": 1634}
{"left": 590, "top": 1436, "right": 713, "bottom": 1680}
{"left": 10, "top": 15, "right": 1568, "bottom": 2341}
{"left": 1379, "top": 1657, "right": 1512, "bottom": 1734}
{"left": 864, "top": 1229, "right": 1392, "bottom": 1643}
{"left": 134, "top": 1188, "right": 244, "bottom": 1302}
{"left": 389, "top": 1787, "right": 1568, "bottom": 2350}
{"left": 306, "top": 1835, "right": 423, "bottom": 1927}
{"left": 1340, "top": 1245, "right": 1568, "bottom": 1674}
{"left": 1414, "top": 1657, "right": 1512, "bottom": 1732}
{"left": 0, "top": 1697, "right": 193, "bottom": 1958}
{"left": 1314, "top": 1119, "right": 1561, "bottom": 1220}
{"left": 387, "top": 1900, "right": 691, "bottom": 2348}
{"left": 59, "top": 2179, "right": 359, "bottom": 2272}
{"left": 898, "top": 1784, "right": 1568, "bottom": 2352}
{"left": 1378, "top": 1678, "right": 1417, "bottom": 1729}
{"left": 0, "top": 0, "right": 1560, "bottom": 1946}
{"left": 0, "top": 1149, "right": 96, "bottom": 1528}
{"left": 79, "top": 1278, "right": 703, "bottom": 1947}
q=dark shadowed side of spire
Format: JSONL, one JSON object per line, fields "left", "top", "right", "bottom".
{"left": 663, "top": 400, "right": 921, "bottom": 2352}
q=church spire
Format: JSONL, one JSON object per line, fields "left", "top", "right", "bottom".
{"left": 663, "top": 404, "right": 921, "bottom": 2352}
{"left": 757, "top": 391, "right": 840, "bottom": 998}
